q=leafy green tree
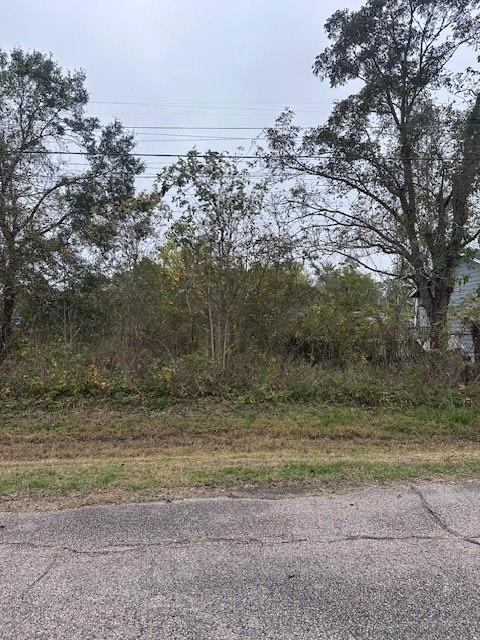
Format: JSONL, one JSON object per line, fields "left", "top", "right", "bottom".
{"left": 158, "top": 150, "right": 279, "bottom": 372}
{"left": 0, "top": 49, "right": 146, "bottom": 359}
{"left": 236, "top": 262, "right": 312, "bottom": 355}
{"left": 266, "top": 0, "right": 480, "bottom": 350}
{"left": 293, "top": 264, "right": 383, "bottom": 363}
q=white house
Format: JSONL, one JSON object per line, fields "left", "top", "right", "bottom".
{"left": 416, "top": 254, "right": 480, "bottom": 360}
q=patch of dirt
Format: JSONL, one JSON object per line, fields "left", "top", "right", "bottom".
{"left": 0, "top": 481, "right": 349, "bottom": 512}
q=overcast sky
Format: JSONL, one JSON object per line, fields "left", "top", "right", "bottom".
{"left": 2, "top": 0, "right": 477, "bottom": 272}
{"left": 0, "top": 0, "right": 366, "bottom": 173}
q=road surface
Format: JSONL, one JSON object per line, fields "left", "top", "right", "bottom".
{"left": 2, "top": 483, "right": 480, "bottom": 639}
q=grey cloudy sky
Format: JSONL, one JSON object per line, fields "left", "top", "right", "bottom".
{"left": 0, "top": 0, "right": 365, "bottom": 170}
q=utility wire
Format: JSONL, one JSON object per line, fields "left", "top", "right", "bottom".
{"left": 90, "top": 98, "right": 470, "bottom": 105}
{"left": 3, "top": 150, "right": 472, "bottom": 160}
{"left": 126, "top": 126, "right": 269, "bottom": 130}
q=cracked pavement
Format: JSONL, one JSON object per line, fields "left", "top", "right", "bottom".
{"left": 2, "top": 483, "right": 480, "bottom": 638}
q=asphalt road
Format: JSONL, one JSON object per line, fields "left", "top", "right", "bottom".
{"left": 2, "top": 483, "right": 480, "bottom": 639}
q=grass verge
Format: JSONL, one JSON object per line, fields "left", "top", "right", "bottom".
{"left": 1, "top": 400, "right": 480, "bottom": 510}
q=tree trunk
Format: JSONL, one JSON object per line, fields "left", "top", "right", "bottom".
{"left": 471, "top": 323, "right": 480, "bottom": 368}
{"left": 425, "top": 286, "right": 452, "bottom": 352}
{"left": 221, "top": 312, "right": 229, "bottom": 374}
{"left": 0, "top": 286, "right": 15, "bottom": 363}
{"left": 207, "top": 300, "right": 215, "bottom": 364}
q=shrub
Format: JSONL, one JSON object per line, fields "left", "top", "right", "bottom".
{"left": 0, "top": 342, "right": 476, "bottom": 411}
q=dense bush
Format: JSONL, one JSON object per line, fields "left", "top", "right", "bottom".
{"left": 0, "top": 341, "right": 475, "bottom": 412}
{"left": 2, "top": 255, "right": 473, "bottom": 411}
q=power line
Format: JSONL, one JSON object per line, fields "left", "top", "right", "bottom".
{"left": 6, "top": 150, "right": 472, "bottom": 160}
{"left": 90, "top": 98, "right": 466, "bottom": 108}
{"left": 90, "top": 100, "right": 338, "bottom": 105}
{"left": 134, "top": 137, "right": 265, "bottom": 142}
{"left": 127, "top": 126, "right": 268, "bottom": 130}
{"left": 1, "top": 151, "right": 275, "bottom": 159}
{"left": 90, "top": 97, "right": 466, "bottom": 104}
{"left": 89, "top": 104, "right": 333, "bottom": 114}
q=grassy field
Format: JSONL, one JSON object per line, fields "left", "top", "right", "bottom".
{"left": 1, "top": 400, "right": 480, "bottom": 510}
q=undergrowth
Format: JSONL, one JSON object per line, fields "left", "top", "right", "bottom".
{"left": 0, "top": 346, "right": 477, "bottom": 412}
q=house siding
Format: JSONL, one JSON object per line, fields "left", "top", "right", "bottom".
{"left": 449, "top": 260, "right": 480, "bottom": 358}
{"left": 418, "top": 259, "right": 480, "bottom": 359}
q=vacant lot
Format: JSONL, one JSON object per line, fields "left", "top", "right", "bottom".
{"left": 1, "top": 400, "right": 480, "bottom": 510}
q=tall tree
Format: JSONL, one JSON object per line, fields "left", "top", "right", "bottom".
{"left": 158, "top": 150, "right": 279, "bottom": 372}
{"left": 265, "top": 0, "right": 480, "bottom": 349}
{"left": 0, "top": 49, "right": 146, "bottom": 359}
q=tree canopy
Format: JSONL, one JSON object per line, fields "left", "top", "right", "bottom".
{"left": 0, "top": 48, "right": 153, "bottom": 358}
{"left": 265, "top": 0, "right": 480, "bottom": 348}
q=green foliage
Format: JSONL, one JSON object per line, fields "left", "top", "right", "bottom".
{"left": 3, "top": 42, "right": 480, "bottom": 410}
{"left": 157, "top": 151, "right": 284, "bottom": 373}
{"left": 0, "top": 343, "right": 475, "bottom": 412}
{"left": 289, "top": 264, "right": 414, "bottom": 364}
{"left": 266, "top": 0, "right": 480, "bottom": 350}
{"left": 293, "top": 264, "right": 382, "bottom": 363}
{"left": 2, "top": 252, "right": 459, "bottom": 411}
{"left": 0, "top": 48, "right": 157, "bottom": 359}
